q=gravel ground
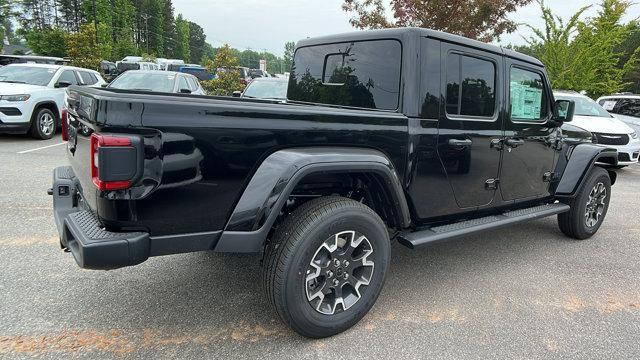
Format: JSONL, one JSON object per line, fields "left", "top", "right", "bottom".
{"left": 1, "top": 134, "right": 639, "bottom": 359}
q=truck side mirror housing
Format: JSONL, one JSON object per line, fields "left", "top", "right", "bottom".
{"left": 555, "top": 99, "right": 575, "bottom": 123}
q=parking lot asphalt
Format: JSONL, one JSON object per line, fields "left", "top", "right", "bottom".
{"left": 1, "top": 133, "right": 639, "bottom": 359}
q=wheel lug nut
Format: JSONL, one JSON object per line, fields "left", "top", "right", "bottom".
{"left": 344, "top": 260, "right": 349, "bottom": 267}
{"left": 343, "top": 273, "right": 349, "bottom": 280}
{"left": 333, "top": 279, "right": 340, "bottom": 286}
{"left": 333, "top": 259, "right": 340, "bottom": 267}
{"left": 326, "top": 270, "right": 333, "bottom": 278}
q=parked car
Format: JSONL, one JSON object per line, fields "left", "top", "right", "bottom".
{"left": 555, "top": 91, "right": 640, "bottom": 166}
{"left": 597, "top": 94, "right": 640, "bottom": 137}
{"left": 0, "top": 63, "right": 105, "bottom": 139}
{"left": 177, "top": 65, "right": 213, "bottom": 81}
{"left": 107, "top": 70, "right": 205, "bottom": 95}
{"left": 249, "top": 68, "right": 271, "bottom": 78}
{"left": 54, "top": 28, "right": 618, "bottom": 339}
{"left": 233, "top": 77, "right": 288, "bottom": 100}
{"left": 114, "top": 61, "right": 159, "bottom": 75}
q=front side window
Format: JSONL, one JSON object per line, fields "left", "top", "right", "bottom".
{"left": 509, "top": 68, "right": 548, "bottom": 121}
{"left": 445, "top": 53, "right": 496, "bottom": 118}
{"left": 58, "top": 70, "right": 78, "bottom": 85}
{"left": 288, "top": 39, "right": 402, "bottom": 110}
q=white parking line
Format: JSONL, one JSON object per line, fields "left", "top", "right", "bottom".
{"left": 17, "top": 142, "right": 66, "bottom": 154}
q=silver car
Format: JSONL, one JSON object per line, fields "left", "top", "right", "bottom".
{"left": 108, "top": 70, "right": 205, "bottom": 95}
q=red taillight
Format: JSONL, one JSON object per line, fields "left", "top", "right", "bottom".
{"left": 60, "top": 108, "right": 68, "bottom": 141}
{"left": 90, "top": 133, "right": 133, "bottom": 191}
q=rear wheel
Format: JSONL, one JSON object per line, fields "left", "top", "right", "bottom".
{"left": 558, "top": 167, "right": 611, "bottom": 240}
{"left": 29, "top": 108, "right": 56, "bottom": 140}
{"left": 263, "top": 196, "right": 390, "bottom": 338}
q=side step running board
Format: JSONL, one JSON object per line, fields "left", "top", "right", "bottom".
{"left": 397, "top": 203, "right": 570, "bottom": 249}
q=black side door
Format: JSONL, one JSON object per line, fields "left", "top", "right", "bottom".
{"left": 436, "top": 43, "right": 503, "bottom": 209}
{"left": 499, "top": 60, "right": 557, "bottom": 201}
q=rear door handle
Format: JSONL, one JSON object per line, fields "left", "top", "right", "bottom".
{"left": 448, "top": 139, "right": 473, "bottom": 147}
{"left": 505, "top": 138, "right": 525, "bottom": 148}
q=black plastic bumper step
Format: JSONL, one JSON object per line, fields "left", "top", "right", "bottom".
{"left": 397, "top": 203, "right": 570, "bottom": 249}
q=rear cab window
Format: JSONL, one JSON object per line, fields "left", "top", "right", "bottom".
{"left": 288, "top": 39, "right": 402, "bottom": 110}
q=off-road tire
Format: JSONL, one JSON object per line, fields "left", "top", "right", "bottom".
{"left": 262, "top": 196, "right": 390, "bottom": 338}
{"left": 558, "top": 166, "right": 611, "bottom": 240}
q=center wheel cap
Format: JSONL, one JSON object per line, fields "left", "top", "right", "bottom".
{"left": 304, "top": 230, "right": 375, "bottom": 315}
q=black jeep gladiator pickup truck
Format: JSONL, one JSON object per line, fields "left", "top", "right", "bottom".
{"left": 51, "top": 28, "right": 617, "bottom": 338}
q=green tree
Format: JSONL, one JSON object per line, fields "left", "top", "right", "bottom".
{"left": 174, "top": 13, "right": 189, "bottom": 62}
{"left": 162, "top": 0, "right": 176, "bottom": 57}
{"left": 188, "top": 21, "right": 206, "bottom": 64}
{"left": 342, "top": 0, "right": 532, "bottom": 42}
{"left": 526, "top": 0, "right": 638, "bottom": 98}
{"left": 23, "top": 27, "right": 67, "bottom": 57}
{"left": 65, "top": 23, "right": 101, "bottom": 69}
{"left": 283, "top": 41, "right": 295, "bottom": 72}
{"left": 201, "top": 44, "right": 244, "bottom": 96}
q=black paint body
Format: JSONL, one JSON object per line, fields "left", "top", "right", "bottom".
{"left": 64, "top": 28, "right": 616, "bottom": 255}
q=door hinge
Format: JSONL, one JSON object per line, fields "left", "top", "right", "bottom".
{"left": 485, "top": 178, "right": 500, "bottom": 190}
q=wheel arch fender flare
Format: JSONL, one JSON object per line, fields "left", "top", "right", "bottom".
{"left": 554, "top": 143, "right": 617, "bottom": 197}
{"left": 214, "top": 147, "right": 411, "bottom": 253}
{"left": 32, "top": 100, "right": 61, "bottom": 121}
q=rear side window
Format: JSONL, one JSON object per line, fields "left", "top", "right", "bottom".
{"left": 78, "top": 71, "right": 97, "bottom": 85}
{"left": 187, "top": 76, "right": 199, "bottom": 91}
{"left": 178, "top": 76, "right": 189, "bottom": 91}
{"left": 445, "top": 53, "right": 496, "bottom": 118}
{"left": 509, "top": 68, "right": 549, "bottom": 122}
{"left": 600, "top": 98, "right": 640, "bottom": 118}
{"left": 288, "top": 39, "right": 402, "bottom": 110}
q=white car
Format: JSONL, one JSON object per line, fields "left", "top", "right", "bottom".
{"left": 555, "top": 91, "right": 640, "bottom": 167}
{"left": 596, "top": 94, "right": 640, "bottom": 136}
{"left": 0, "top": 63, "right": 105, "bottom": 139}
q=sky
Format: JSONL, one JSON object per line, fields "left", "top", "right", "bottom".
{"left": 172, "top": 0, "right": 640, "bottom": 56}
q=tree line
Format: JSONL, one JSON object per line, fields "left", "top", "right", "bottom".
{"left": 0, "top": 0, "right": 293, "bottom": 74}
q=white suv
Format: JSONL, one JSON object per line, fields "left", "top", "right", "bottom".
{"left": 555, "top": 91, "right": 640, "bottom": 167}
{"left": 0, "top": 63, "right": 105, "bottom": 139}
{"left": 596, "top": 94, "right": 640, "bottom": 136}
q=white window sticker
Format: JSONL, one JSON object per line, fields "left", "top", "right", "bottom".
{"left": 510, "top": 82, "right": 542, "bottom": 119}
{"left": 602, "top": 100, "right": 617, "bottom": 111}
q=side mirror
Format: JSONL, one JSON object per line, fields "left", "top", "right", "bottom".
{"left": 555, "top": 99, "right": 575, "bottom": 123}
{"left": 55, "top": 81, "right": 72, "bottom": 88}
{"left": 232, "top": 91, "right": 242, "bottom": 97}
{"left": 101, "top": 83, "right": 109, "bottom": 88}
{"left": 179, "top": 88, "right": 191, "bottom": 94}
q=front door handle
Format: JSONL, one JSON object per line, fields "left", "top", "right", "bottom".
{"left": 448, "top": 139, "right": 473, "bottom": 147}
{"left": 505, "top": 138, "right": 525, "bottom": 148}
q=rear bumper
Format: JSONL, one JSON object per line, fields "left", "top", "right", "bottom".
{"left": 52, "top": 166, "right": 150, "bottom": 269}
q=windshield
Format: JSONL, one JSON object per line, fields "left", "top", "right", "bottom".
{"left": 556, "top": 95, "right": 611, "bottom": 117}
{"left": 109, "top": 72, "right": 176, "bottom": 92}
{"left": 243, "top": 80, "right": 288, "bottom": 100}
{"left": 0, "top": 65, "right": 57, "bottom": 86}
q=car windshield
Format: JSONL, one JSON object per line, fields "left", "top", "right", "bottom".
{"left": 243, "top": 80, "right": 288, "bottom": 100}
{"left": 0, "top": 65, "right": 57, "bottom": 86}
{"left": 556, "top": 95, "right": 611, "bottom": 117}
{"left": 109, "top": 72, "right": 176, "bottom": 92}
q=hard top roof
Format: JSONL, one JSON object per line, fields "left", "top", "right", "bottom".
{"left": 296, "top": 27, "right": 543, "bottom": 67}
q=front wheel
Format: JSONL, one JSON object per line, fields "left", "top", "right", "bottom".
{"left": 558, "top": 167, "right": 611, "bottom": 239}
{"left": 262, "top": 196, "right": 390, "bottom": 338}
{"left": 29, "top": 108, "right": 56, "bottom": 140}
